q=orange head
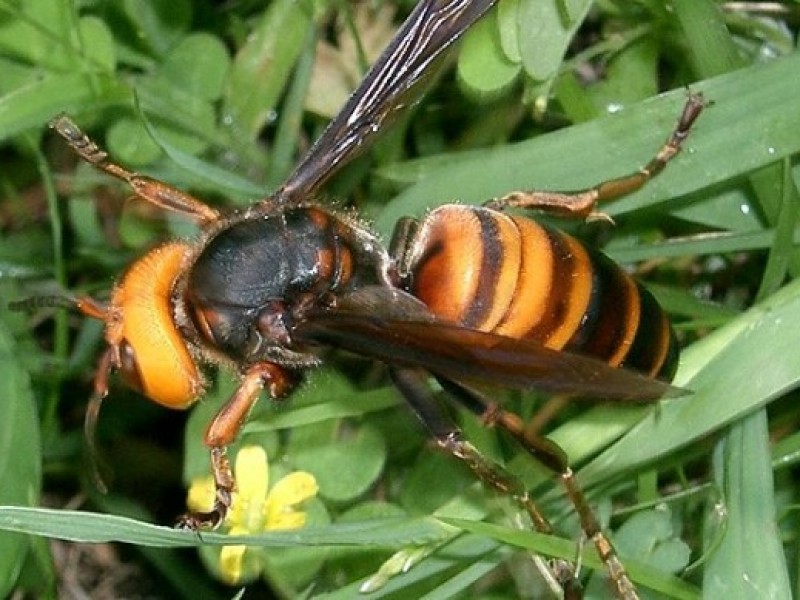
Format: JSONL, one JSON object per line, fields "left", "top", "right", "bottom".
{"left": 102, "top": 242, "right": 205, "bottom": 409}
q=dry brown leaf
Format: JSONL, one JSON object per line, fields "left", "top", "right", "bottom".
{"left": 306, "top": 4, "right": 398, "bottom": 118}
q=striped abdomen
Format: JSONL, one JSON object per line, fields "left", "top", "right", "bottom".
{"left": 403, "top": 204, "right": 677, "bottom": 380}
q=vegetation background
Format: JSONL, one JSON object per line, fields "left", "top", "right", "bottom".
{"left": 0, "top": 0, "right": 799, "bottom": 598}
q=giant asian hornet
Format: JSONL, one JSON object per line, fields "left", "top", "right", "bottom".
{"left": 14, "top": 0, "right": 706, "bottom": 597}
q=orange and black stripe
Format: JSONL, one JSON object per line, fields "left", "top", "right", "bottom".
{"left": 407, "top": 205, "right": 677, "bottom": 381}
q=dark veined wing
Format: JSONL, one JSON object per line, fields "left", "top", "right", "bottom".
{"left": 293, "top": 288, "right": 685, "bottom": 402}
{"left": 275, "top": 0, "right": 498, "bottom": 204}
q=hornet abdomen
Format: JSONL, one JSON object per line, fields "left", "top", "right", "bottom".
{"left": 403, "top": 204, "right": 678, "bottom": 380}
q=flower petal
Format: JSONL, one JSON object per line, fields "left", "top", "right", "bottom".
{"left": 219, "top": 544, "right": 247, "bottom": 584}
{"left": 264, "top": 471, "right": 318, "bottom": 530}
{"left": 234, "top": 445, "right": 270, "bottom": 503}
{"left": 268, "top": 471, "right": 318, "bottom": 507}
{"left": 186, "top": 475, "right": 215, "bottom": 513}
{"left": 268, "top": 510, "right": 308, "bottom": 531}
{"left": 228, "top": 445, "right": 270, "bottom": 528}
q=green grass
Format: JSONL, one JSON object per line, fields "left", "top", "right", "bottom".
{"left": 1, "top": 0, "right": 799, "bottom": 598}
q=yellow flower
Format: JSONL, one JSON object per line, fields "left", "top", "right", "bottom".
{"left": 187, "top": 445, "right": 319, "bottom": 584}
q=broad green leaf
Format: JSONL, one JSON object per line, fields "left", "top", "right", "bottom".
{"left": 516, "top": 0, "right": 592, "bottom": 82}
{"left": 457, "top": 7, "right": 520, "bottom": 100}
{"left": 672, "top": 0, "right": 745, "bottom": 77}
{"left": 585, "top": 508, "right": 691, "bottom": 598}
{"left": 606, "top": 225, "right": 800, "bottom": 264}
{"left": 0, "top": 72, "right": 130, "bottom": 141}
{"left": 222, "top": 0, "right": 314, "bottom": 142}
{"left": 703, "top": 411, "right": 791, "bottom": 599}
{"left": 121, "top": 0, "right": 191, "bottom": 57}
{"left": 77, "top": 15, "right": 117, "bottom": 73}
{"left": 0, "top": 312, "right": 40, "bottom": 598}
{"left": 589, "top": 38, "right": 659, "bottom": 105}
{"left": 292, "top": 422, "right": 387, "bottom": 502}
{"left": 137, "top": 110, "right": 263, "bottom": 199}
{"left": 106, "top": 117, "right": 163, "bottom": 165}
{"left": 0, "top": 0, "right": 74, "bottom": 70}
{"left": 442, "top": 518, "right": 700, "bottom": 599}
{"left": 156, "top": 33, "right": 230, "bottom": 102}
{"left": 376, "top": 52, "right": 800, "bottom": 235}
{"left": 496, "top": 0, "right": 521, "bottom": 63}
{"left": 571, "top": 275, "right": 800, "bottom": 491}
